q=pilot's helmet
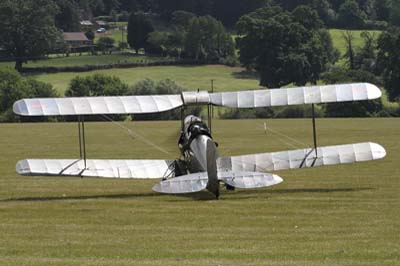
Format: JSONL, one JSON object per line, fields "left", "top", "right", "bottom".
{"left": 184, "top": 115, "right": 202, "bottom": 128}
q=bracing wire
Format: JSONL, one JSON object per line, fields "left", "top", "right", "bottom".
{"left": 258, "top": 122, "right": 308, "bottom": 150}
{"left": 100, "top": 114, "right": 172, "bottom": 156}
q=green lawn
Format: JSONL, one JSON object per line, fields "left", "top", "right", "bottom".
{"left": 0, "top": 118, "right": 398, "bottom": 266}
{"left": 35, "top": 65, "right": 261, "bottom": 94}
{"left": 95, "top": 28, "right": 127, "bottom": 44}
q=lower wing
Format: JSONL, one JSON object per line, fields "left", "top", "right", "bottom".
{"left": 217, "top": 142, "right": 386, "bottom": 172}
{"left": 16, "top": 159, "right": 173, "bottom": 179}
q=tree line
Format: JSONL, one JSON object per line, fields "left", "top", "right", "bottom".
{"left": 62, "top": 0, "right": 400, "bottom": 29}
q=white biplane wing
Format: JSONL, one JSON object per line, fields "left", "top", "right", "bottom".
{"left": 217, "top": 142, "right": 386, "bottom": 173}
{"left": 209, "top": 83, "right": 381, "bottom": 108}
{"left": 13, "top": 95, "right": 183, "bottom": 116}
{"left": 16, "top": 159, "right": 172, "bottom": 179}
{"left": 13, "top": 83, "right": 382, "bottom": 116}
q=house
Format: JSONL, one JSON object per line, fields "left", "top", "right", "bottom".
{"left": 80, "top": 20, "right": 94, "bottom": 31}
{"left": 62, "top": 32, "right": 93, "bottom": 53}
{"left": 63, "top": 32, "right": 92, "bottom": 46}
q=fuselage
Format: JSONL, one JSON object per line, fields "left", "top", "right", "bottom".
{"left": 178, "top": 115, "right": 216, "bottom": 174}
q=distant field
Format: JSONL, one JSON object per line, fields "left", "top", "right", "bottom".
{"left": 329, "top": 29, "right": 382, "bottom": 65}
{"left": 95, "top": 28, "right": 127, "bottom": 44}
{"left": 0, "top": 118, "right": 398, "bottom": 266}
{"left": 35, "top": 65, "right": 261, "bottom": 94}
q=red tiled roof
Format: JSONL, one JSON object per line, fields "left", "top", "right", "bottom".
{"left": 63, "top": 32, "right": 90, "bottom": 42}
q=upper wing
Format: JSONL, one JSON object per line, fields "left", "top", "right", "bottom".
{"left": 16, "top": 159, "right": 173, "bottom": 179}
{"left": 209, "top": 83, "right": 381, "bottom": 108}
{"left": 217, "top": 142, "right": 386, "bottom": 173}
{"left": 13, "top": 95, "right": 183, "bottom": 116}
{"left": 13, "top": 83, "right": 381, "bottom": 116}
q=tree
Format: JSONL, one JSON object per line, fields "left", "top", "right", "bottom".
{"left": 213, "top": 0, "right": 273, "bottom": 27}
{"left": 66, "top": 74, "right": 128, "bottom": 97}
{"left": 171, "top": 10, "right": 196, "bottom": 28}
{"left": 65, "top": 74, "right": 129, "bottom": 121}
{"left": 391, "top": 0, "right": 400, "bottom": 26}
{"left": 103, "top": 0, "right": 120, "bottom": 14}
{"left": 55, "top": 0, "right": 81, "bottom": 32}
{"left": 236, "top": 6, "right": 337, "bottom": 88}
{"left": 376, "top": 27, "right": 400, "bottom": 102}
{"left": 147, "top": 31, "right": 180, "bottom": 56}
{"left": 354, "top": 31, "right": 377, "bottom": 71}
{"left": 96, "top": 36, "right": 115, "bottom": 54}
{"left": 127, "top": 11, "right": 154, "bottom": 53}
{"left": 375, "top": 0, "right": 392, "bottom": 21}
{"left": 0, "top": 0, "right": 60, "bottom": 72}
{"left": 342, "top": 31, "right": 356, "bottom": 69}
{"left": 337, "top": 0, "right": 366, "bottom": 29}
{"left": 184, "top": 15, "right": 234, "bottom": 61}
{"left": 0, "top": 68, "right": 58, "bottom": 122}
{"left": 79, "top": 0, "right": 105, "bottom": 16}
{"left": 85, "top": 30, "right": 96, "bottom": 42}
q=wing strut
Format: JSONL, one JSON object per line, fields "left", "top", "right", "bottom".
{"left": 311, "top": 104, "right": 318, "bottom": 158}
{"left": 180, "top": 106, "right": 185, "bottom": 131}
{"left": 207, "top": 103, "right": 212, "bottom": 134}
{"left": 78, "top": 115, "right": 87, "bottom": 170}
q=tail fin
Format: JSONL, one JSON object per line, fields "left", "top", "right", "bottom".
{"left": 206, "top": 139, "right": 219, "bottom": 199}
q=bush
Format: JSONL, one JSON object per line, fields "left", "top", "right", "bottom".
{"left": 221, "top": 55, "right": 239, "bottom": 67}
{"left": 96, "top": 37, "right": 115, "bottom": 54}
{"left": 0, "top": 68, "right": 58, "bottom": 122}
{"left": 321, "top": 66, "right": 382, "bottom": 85}
{"left": 323, "top": 100, "right": 383, "bottom": 117}
{"left": 66, "top": 74, "right": 128, "bottom": 97}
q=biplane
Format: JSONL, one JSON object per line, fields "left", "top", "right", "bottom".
{"left": 13, "top": 83, "right": 386, "bottom": 199}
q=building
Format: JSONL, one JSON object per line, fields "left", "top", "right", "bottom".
{"left": 80, "top": 20, "right": 94, "bottom": 31}
{"left": 62, "top": 32, "right": 93, "bottom": 53}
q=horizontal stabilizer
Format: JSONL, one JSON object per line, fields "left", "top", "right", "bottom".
{"left": 218, "top": 142, "right": 386, "bottom": 172}
{"left": 13, "top": 95, "right": 183, "bottom": 116}
{"left": 152, "top": 173, "right": 209, "bottom": 194}
{"left": 16, "top": 159, "right": 171, "bottom": 179}
{"left": 219, "top": 171, "right": 283, "bottom": 189}
{"left": 210, "top": 83, "right": 381, "bottom": 108}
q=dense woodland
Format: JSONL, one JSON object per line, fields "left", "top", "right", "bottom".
{"left": 56, "top": 0, "right": 400, "bottom": 29}
{"left": 0, "top": 0, "right": 400, "bottom": 121}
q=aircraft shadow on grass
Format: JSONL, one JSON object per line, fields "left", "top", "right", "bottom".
{"left": 0, "top": 187, "right": 373, "bottom": 202}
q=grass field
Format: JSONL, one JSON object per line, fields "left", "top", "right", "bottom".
{"left": 35, "top": 65, "right": 261, "bottom": 94}
{"left": 95, "top": 28, "right": 127, "bottom": 44}
{"left": 0, "top": 118, "right": 399, "bottom": 266}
